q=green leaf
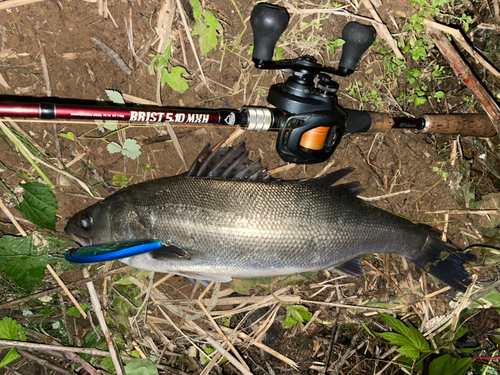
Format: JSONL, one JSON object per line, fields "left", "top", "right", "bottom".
{"left": 105, "top": 90, "right": 125, "bottom": 105}
{"left": 124, "top": 358, "right": 159, "bottom": 375}
{"left": 379, "top": 313, "right": 429, "bottom": 352}
{"left": 230, "top": 278, "right": 257, "bottom": 295}
{"left": 107, "top": 141, "right": 122, "bottom": 154}
{"left": 100, "top": 357, "right": 115, "bottom": 373}
{"left": 195, "top": 11, "right": 221, "bottom": 55}
{"left": 112, "top": 174, "right": 128, "bottom": 186}
{"left": 0, "top": 317, "right": 27, "bottom": 341}
{"left": 0, "top": 348, "right": 20, "bottom": 369}
{"left": 0, "top": 233, "right": 77, "bottom": 291}
{"left": 397, "top": 346, "right": 421, "bottom": 359}
{"left": 96, "top": 120, "right": 118, "bottom": 132}
{"left": 191, "top": 0, "right": 202, "bottom": 19}
{"left": 283, "top": 314, "right": 298, "bottom": 329}
{"left": 165, "top": 66, "right": 190, "bottom": 93}
{"left": 434, "top": 91, "right": 445, "bottom": 99}
{"left": 284, "top": 305, "right": 312, "bottom": 328}
{"left": 121, "top": 139, "right": 142, "bottom": 160}
{"left": 59, "top": 132, "right": 75, "bottom": 141}
{"left": 415, "top": 97, "right": 428, "bottom": 106}
{"left": 429, "top": 354, "right": 474, "bottom": 375}
{"left": 471, "top": 290, "right": 500, "bottom": 308}
{"left": 67, "top": 305, "right": 89, "bottom": 317}
{"left": 15, "top": 182, "right": 58, "bottom": 230}
{"left": 377, "top": 332, "right": 415, "bottom": 347}
{"left": 148, "top": 54, "right": 160, "bottom": 75}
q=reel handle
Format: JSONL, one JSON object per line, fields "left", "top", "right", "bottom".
{"left": 250, "top": 4, "right": 289, "bottom": 63}
{"left": 339, "top": 22, "right": 376, "bottom": 74}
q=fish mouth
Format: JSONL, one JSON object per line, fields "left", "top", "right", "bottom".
{"left": 65, "top": 227, "right": 92, "bottom": 247}
{"left": 69, "top": 233, "right": 92, "bottom": 247}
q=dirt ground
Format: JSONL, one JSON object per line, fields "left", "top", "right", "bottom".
{"left": 0, "top": 0, "right": 499, "bottom": 373}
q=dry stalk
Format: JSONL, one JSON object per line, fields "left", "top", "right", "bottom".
{"left": 175, "top": 0, "right": 209, "bottom": 87}
{"left": 427, "top": 209, "right": 500, "bottom": 215}
{"left": 0, "top": 119, "right": 93, "bottom": 195}
{"left": 361, "top": 0, "right": 404, "bottom": 59}
{"left": 220, "top": 326, "right": 299, "bottom": 369}
{"left": 359, "top": 189, "right": 412, "bottom": 202}
{"left": 0, "top": 199, "right": 27, "bottom": 236}
{"left": 0, "top": 339, "right": 135, "bottom": 358}
{"left": 0, "top": 0, "right": 45, "bottom": 10}
{"left": 269, "top": 163, "right": 297, "bottom": 175}
{"left": 196, "top": 282, "right": 250, "bottom": 371}
{"left": 0, "top": 72, "right": 9, "bottom": 88}
{"left": 47, "top": 265, "right": 88, "bottom": 319}
{"left": 83, "top": 268, "right": 125, "bottom": 374}
{"left": 185, "top": 320, "right": 253, "bottom": 375}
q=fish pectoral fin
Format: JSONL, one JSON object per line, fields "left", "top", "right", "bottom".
{"left": 150, "top": 245, "right": 192, "bottom": 260}
{"left": 174, "top": 271, "right": 233, "bottom": 283}
{"left": 329, "top": 258, "right": 365, "bottom": 278}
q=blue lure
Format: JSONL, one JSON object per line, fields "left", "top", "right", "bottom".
{"left": 65, "top": 240, "right": 163, "bottom": 263}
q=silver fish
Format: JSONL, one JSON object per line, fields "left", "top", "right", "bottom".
{"left": 65, "top": 143, "right": 473, "bottom": 292}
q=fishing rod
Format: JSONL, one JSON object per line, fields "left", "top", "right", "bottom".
{"left": 0, "top": 3, "right": 496, "bottom": 164}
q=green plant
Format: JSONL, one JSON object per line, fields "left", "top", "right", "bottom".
{"left": 0, "top": 317, "right": 26, "bottom": 369}
{"left": 283, "top": 305, "right": 313, "bottom": 329}
{"left": 191, "top": 0, "right": 223, "bottom": 55}
{"left": 374, "top": 313, "right": 475, "bottom": 374}
{"left": 433, "top": 161, "right": 450, "bottom": 181}
{"left": 328, "top": 37, "right": 345, "bottom": 56}
{"left": 15, "top": 182, "right": 57, "bottom": 230}
{"left": 148, "top": 43, "right": 190, "bottom": 93}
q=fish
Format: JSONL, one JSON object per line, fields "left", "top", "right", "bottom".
{"left": 64, "top": 142, "right": 474, "bottom": 292}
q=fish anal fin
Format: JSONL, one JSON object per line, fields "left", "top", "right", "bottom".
{"left": 330, "top": 258, "right": 365, "bottom": 278}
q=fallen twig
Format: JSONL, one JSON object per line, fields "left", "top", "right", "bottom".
{"left": 18, "top": 350, "right": 70, "bottom": 375}
{"left": 90, "top": 37, "right": 132, "bottom": 75}
{"left": 360, "top": 189, "right": 412, "bottom": 202}
{"left": 424, "top": 20, "right": 500, "bottom": 79}
{"left": 426, "top": 27, "right": 500, "bottom": 130}
{"left": 427, "top": 209, "right": 500, "bottom": 215}
{"left": 0, "top": 0, "right": 45, "bottom": 10}
{"left": 0, "top": 339, "right": 134, "bottom": 358}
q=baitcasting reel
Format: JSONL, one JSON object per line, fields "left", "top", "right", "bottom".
{"left": 248, "top": 3, "right": 376, "bottom": 163}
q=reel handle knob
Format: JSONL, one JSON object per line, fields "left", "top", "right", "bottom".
{"left": 338, "top": 22, "right": 376, "bottom": 75}
{"left": 250, "top": 3, "right": 289, "bottom": 64}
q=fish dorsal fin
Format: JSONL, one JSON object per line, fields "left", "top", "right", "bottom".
{"left": 187, "top": 142, "right": 271, "bottom": 180}
{"left": 332, "top": 182, "right": 365, "bottom": 196}
{"left": 330, "top": 258, "right": 365, "bottom": 278}
{"left": 306, "top": 168, "right": 362, "bottom": 195}
{"left": 308, "top": 168, "right": 355, "bottom": 187}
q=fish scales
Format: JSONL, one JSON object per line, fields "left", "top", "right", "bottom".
{"left": 65, "top": 143, "right": 474, "bottom": 291}
{"left": 126, "top": 177, "right": 420, "bottom": 274}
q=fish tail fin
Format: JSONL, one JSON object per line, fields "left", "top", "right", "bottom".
{"left": 408, "top": 232, "right": 474, "bottom": 293}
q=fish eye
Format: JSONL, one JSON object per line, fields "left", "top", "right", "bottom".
{"left": 80, "top": 215, "right": 93, "bottom": 231}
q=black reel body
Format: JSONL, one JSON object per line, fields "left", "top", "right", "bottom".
{"left": 250, "top": 3, "right": 376, "bottom": 164}
{"left": 268, "top": 72, "right": 346, "bottom": 163}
